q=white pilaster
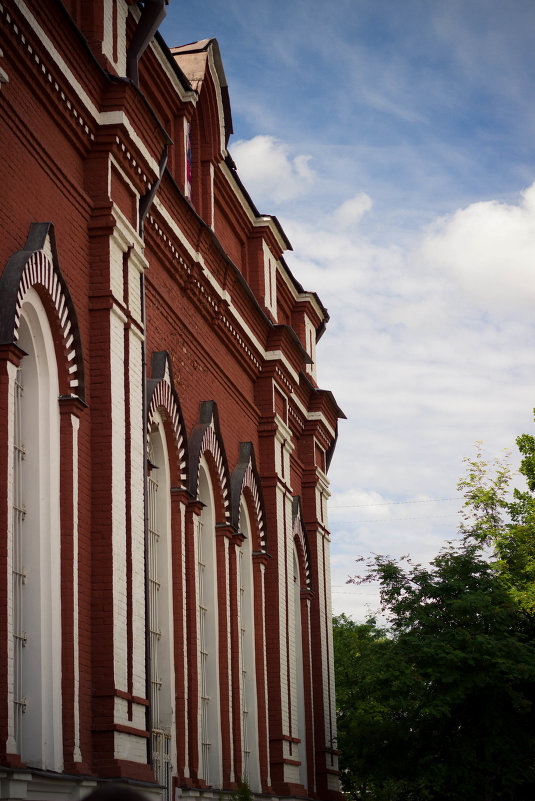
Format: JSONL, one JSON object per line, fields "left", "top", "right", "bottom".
{"left": 110, "top": 302, "right": 128, "bottom": 695}
{"left": 71, "top": 413, "right": 82, "bottom": 763}
{"left": 260, "top": 561, "right": 271, "bottom": 788}
{"left": 225, "top": 536, "right": 234, "bottom": 782}
{"left": 130, "top": 324, "right": 146, "bottom": 701}
{"left": 181, "top": 500, "right": 190, "bottom": 778}
{"left": 5, "top": 359, "right": 17, "bottom": 756}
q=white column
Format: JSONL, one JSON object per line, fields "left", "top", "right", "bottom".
{"left": 5, "top": 359, "right": 18, "bottom": 757}
{"left": 71, "top": 413, "right": 82, "bottom": 763}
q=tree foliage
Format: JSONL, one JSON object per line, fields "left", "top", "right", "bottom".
{"left": 334, "top": 424, "right": 535, "bottom": 801}
{"left": 458, "top": 440, "right": 535, "bottom": 613}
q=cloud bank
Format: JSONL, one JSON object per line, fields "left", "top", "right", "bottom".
{"left": 232, "top": 136, "right": 535, "bottom": 619}
{"left": 231, "top": 135, "right": 315, "bottom": 204}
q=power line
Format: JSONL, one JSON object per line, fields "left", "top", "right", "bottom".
{"left": 343, "top": 513, "right": 459, "bottom": 524}
{"left": 331, "top": 585, "right": 375, "bottom": 591}
{"left": 330, "top": 497, "right": 462, "bottom": 509}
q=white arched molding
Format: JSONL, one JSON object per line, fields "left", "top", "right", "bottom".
{"left": 292, "top": 499, "right": 314, "bottom": 792}
{"left": 189, "top": 402, "right": 231, "bottom": 788}
{"left": 236, "top": 500, "right": 261, "bottom": 792}
{"left": 147, "top": 409, "right": 176, "bottom": 799}
{"left": 292, "top": 547, "right": 307, "bottom": 789}
{"left": 230, "top": 442, "right": 270, "bottom": 791}
{"left": 188, "top": 402, "right": 231, "bottom": 525}
{"left": 0, "top": 46, "right": 8, "bottom": 88}
{"left": 146, "top": 351, "right": 189, "bottom": 796}
{"left": 0, "top": 223, "right": 85, "bottom": 401}
{"left": 195, "top": 456, "right": 222, "bottom": 787}
{"left": 9, "top": 289, "right": 62, "bottom": 770}
{"left": 292, "top": 498, "right": 312, "bottom": 592}
{"left": 0, "top": 225, "right": 86, "bottom": 771}
{"left": 230, "top": 442, "right": 267, "bottom": 554}
{"left": 146, "top": 352, "right": 187, "bottom": 489}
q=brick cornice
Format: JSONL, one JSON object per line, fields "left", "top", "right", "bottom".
{"left": 58, "top": 394, "right": 88, "bottom": 416}
{"left": 171, "top": 486, "right": 192, "bottom": 505}
{"left": 215, "top": 522, "right": 235, "bottom": 539}
{"left": 0, "top": 343, "right": 26, "bottom": 367}
{"left": 188, "top": 499, "right": 205, "bottom": 516}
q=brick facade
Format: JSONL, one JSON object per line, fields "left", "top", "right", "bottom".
{"left": 0, "top": 2, "right": 343, "bottom": 799}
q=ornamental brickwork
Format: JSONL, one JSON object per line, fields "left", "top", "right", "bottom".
{"left": 0, "top": 2, "right": 343, "bottom": 799}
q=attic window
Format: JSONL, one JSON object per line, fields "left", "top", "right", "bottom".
{"left": 305, "top": 317, "right": 317, "bottom": 380}
{"left": 185, "top": 120, "right": 192, "bottom": 199}
{"left": 263, "top": 242, "right": 277, "bottom": 320}
{"left": 315, "top": 442, "right": 326, "bottom": 473}
{"left": 274, "top": 387, "right": 287, "bottom": 423}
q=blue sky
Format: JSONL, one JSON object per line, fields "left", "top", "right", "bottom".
{"left": 160, "top": 1, "right": 535, "bottom": 619}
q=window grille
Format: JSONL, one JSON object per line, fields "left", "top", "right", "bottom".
{"left": 152, "top": 728, "right": 172, "bottom": 800}
{"left": 238, "top": 549, "right": 250, "bottom": 780}
{"left": 148, "top": 470, "right": 172, "bottom": 799}
{"left": 13, "top": 367, "right": 26, "bottom": 751}
{"left": 197, "top": 519, "right": 211, "bottom": 783}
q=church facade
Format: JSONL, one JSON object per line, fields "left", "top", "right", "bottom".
{"left": 0, "top": 2, "right": 343, "bottom": 799}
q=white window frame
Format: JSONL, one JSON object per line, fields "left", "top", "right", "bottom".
{"left": 237, "top": 500, "right": 261, "bottom": 792}
{"left": 196, "top": 458, "right": 222, "bottom": 787}
{"left": 263, "top": 242, "right": 278, "bottom": 320}
{"left": 293, "top": 547, "right": 307, "bottom": 788}
{"left": 9, "top": 288, "right": 63, "bottom": 771}
{"left": 148, "top": 410, "right": 176, "bottom": 799}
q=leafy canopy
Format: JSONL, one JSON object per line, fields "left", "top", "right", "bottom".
{"left": 334, "top": 421, "right": 535, "bottom": 801}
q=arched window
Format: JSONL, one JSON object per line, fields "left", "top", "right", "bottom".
{"left": 1, "top": 224, "right": 85, "bottom": 771}
{"left": 237, "top": 499, "right": 261, "bottom": 791}
{"left": 196, "top": 457, "right": 222, "bottom": 786}
{"left": 147, "top": 409, "right": 176, "bottom": 799}
{"left": 146, "top": 350, "right": 188, "bottom": 788}
{"left": 293, "top": 546, "right": 307, "bottom": 789}
{"left": 12, "top": 288, "right": 62, "bottom": 770}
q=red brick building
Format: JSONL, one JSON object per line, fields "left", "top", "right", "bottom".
{"left": 0, "top": 2, "right": 343, "bottom": 799}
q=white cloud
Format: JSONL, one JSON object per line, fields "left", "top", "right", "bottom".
{"left": 280, "top": 181, "right": 535, "bottom": 619}
{"left": 417, "top": 186, "right": 535, "bottom": 315}
{"left": 230, "top": 135, "right": 315, "bottom": 205}
{"left": 159, "top": 0, "right": 535, "bottom": 623}
{"left": 227, "top": 136, "right": 535, "bottom": 621}
{"left": 332, "top": 193, "right": 373, "bottom": 230}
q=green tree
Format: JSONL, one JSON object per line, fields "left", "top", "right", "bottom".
{"left": 458, "top": 439, "right": 535, "bottom": 613}
{"left": 334, "top": 428, "right": 535, "bottom": 801}
{"left": 333, "top": 614, "right": 418, "bottom": 800}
